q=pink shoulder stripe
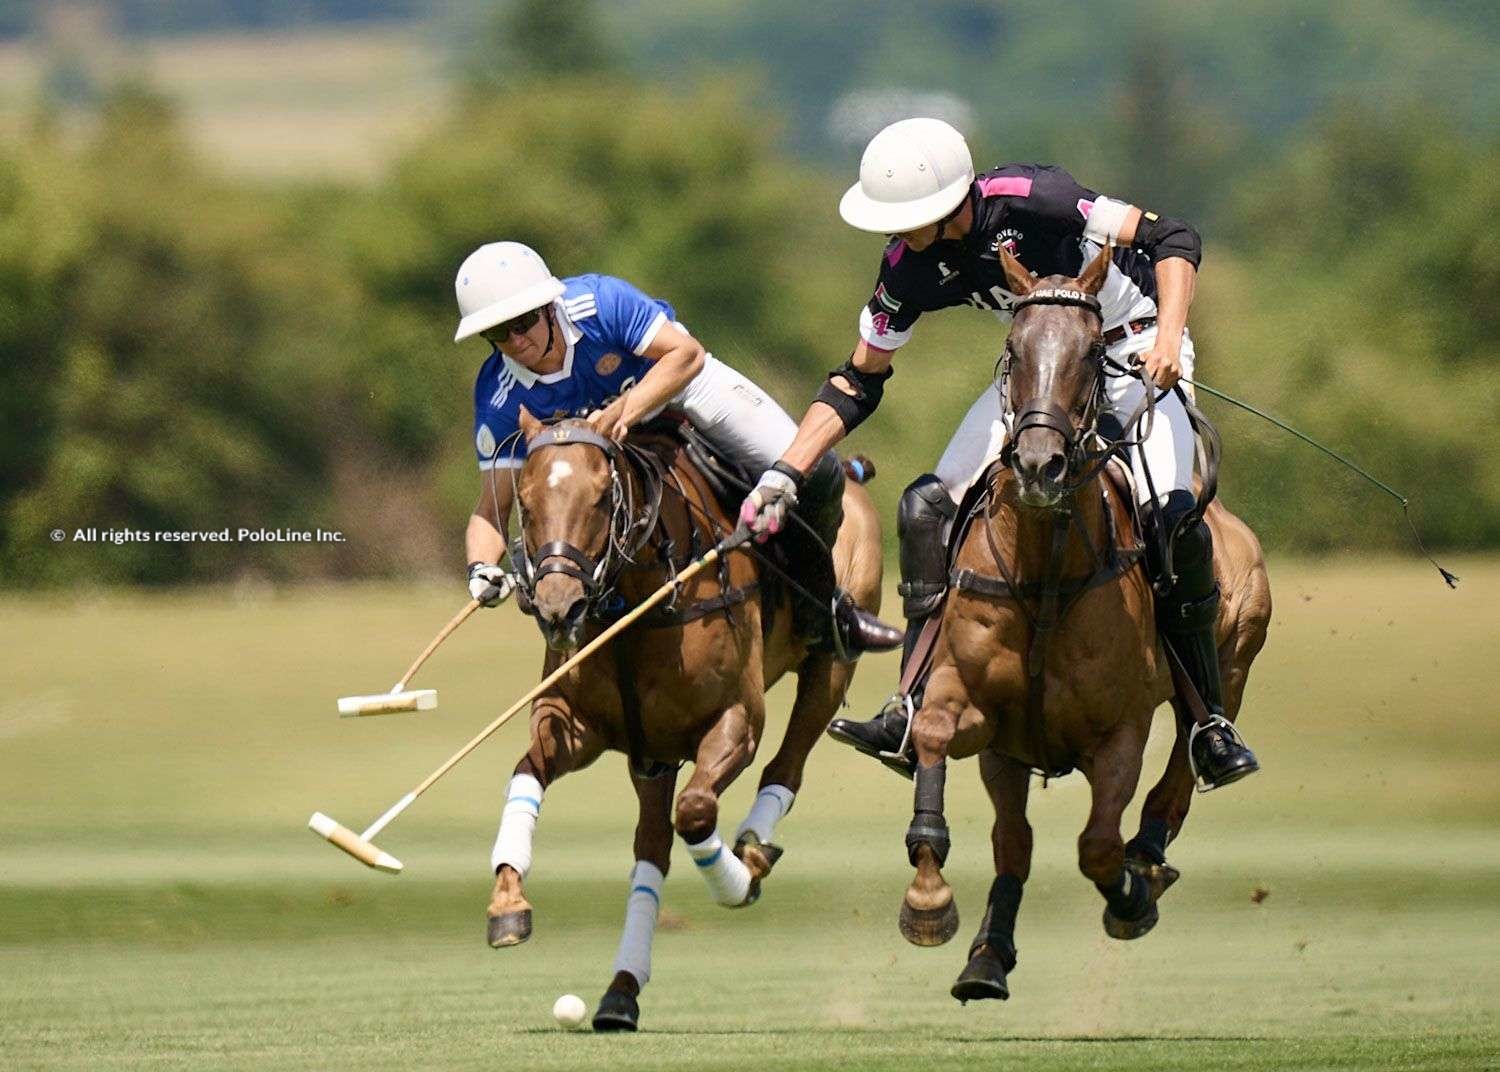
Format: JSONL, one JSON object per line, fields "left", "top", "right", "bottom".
{"left": 885, "top": 240, "right": 908, "bottom": 267}
{"left": 978, "top": 175, "right": 1033, "bottom": 198}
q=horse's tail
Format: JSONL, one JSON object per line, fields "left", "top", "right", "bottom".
{"left": 842, "top": 454, "right": 877, "bottom": 485}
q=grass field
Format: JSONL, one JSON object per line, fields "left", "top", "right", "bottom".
{"left": 3, "top": 560, "right": 1498, "bottom": 1070}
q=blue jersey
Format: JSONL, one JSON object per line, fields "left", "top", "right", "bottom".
{"left": 473, "top": 274, "right": 675, "bottom": 469}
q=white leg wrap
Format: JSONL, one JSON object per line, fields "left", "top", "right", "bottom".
{"left": 611, "top": 861, "right": 664, "bottom": 986}
{"left": 490, "top": 773, "right": 543, "bottom": 876}
{"left": 735, "top": 784, "right": 795, "bottom": 845}
{"left": 685, "top": 830, "right": 752, "bottom": 907}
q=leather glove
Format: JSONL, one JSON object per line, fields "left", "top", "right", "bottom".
{"left": 467, "top": 562, "right": 516, "bottom": 607}
{"left": 738, "top": 462, "right": 804, "bottom": 543}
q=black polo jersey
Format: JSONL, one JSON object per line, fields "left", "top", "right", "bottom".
{"left": 859, "top": 163, "right": 1161, "bottom": 351}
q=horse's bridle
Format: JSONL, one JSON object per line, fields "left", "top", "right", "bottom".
{"left": 508, "top": 424, "right": 662, "bottom": 618}
{"left": 997, "top": 286, "right": 1109, "bottom": 485}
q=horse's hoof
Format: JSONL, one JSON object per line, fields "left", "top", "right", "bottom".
{"left": 950, "top": 946, "right": 1010, "bottom": 1004}
{"left": 1103, "top": 898, "right": 1158, "bottom": 940}
{"left": 486, "top": 909, "right": 532, "bottom": 948}
{"left": 899, "top": 895, "right": 959, "bottom": 947}
{"left": 734, "top": 835, "right": 785, "bottom": 880}
{"left": 591, "top": 988, "right": 639, "bottom": 1032}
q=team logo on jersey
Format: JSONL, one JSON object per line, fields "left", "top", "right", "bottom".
{"left": 595, "top": 351, "right": 622, "bottom": 376}
{"left": 993, "top": 229, "right": 1023, "bottom": 256}
{"left": 937, "top": 262, "right": 960, "bottom": 285}
{"left": 476, "top": 423, "right": 498, "bottom": 459}
{"left": 874, "top": 283, "right": 902, "bottom": 312}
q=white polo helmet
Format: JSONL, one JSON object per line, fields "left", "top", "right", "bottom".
{"left": 839, "top": 117, "right": 975, "bottom": 234}
{"left": 453, "top": 241, "right": 566, "bottom": 342}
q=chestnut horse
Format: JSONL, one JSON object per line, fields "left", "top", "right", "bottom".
{"left": 486, "top": 409, "right": 884, "bottom": 1030}
{"left": 898, "top": 244, "right": 1271, "bottom": 1003}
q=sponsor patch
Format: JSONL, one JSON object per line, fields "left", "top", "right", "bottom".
{"left": 874, "top": 283, "right": 902, "bottom": 312}
{"left": 476, "top": 423, "right": 498, "bottom": 459}
{"left": 595, "top": 351, "right": 622, "bottom": 376}
{"left": 994, "top": 228, "right": 1023, "bottom": 256}
{"left": 938, "top": 261, "right": 960, "bottom": 285}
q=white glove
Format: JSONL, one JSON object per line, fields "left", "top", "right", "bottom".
{"left": 467, "top": 562, "right": 516, "bottom": 607}
{"left": 738, "top": 466, "right": 801, "bottom": 542}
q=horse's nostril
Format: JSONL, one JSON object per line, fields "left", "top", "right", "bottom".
{"left": 1042, "top": 454, "right": 1068, "bottom": 484}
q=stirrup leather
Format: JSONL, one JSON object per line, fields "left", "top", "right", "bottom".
{"left": 1187, "top": 714, "right": 1251, "bottom": 794}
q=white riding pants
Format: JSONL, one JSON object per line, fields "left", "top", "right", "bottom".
{"left": 669, "top": 353, "right": 798, "bottom": 477}
{"left": 934, "top": 325, "right": 1198, "bottom": 506}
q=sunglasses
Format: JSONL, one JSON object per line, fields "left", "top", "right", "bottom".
{"left": 484, "top": 308, "right": 544, "bottom": 340}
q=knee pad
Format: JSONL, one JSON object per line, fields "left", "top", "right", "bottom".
{"left": 897, "top": 474, "right": 956, "bottom": 619}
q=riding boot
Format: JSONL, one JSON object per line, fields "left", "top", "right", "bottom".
{"left": 789, "top": 452, "right": 901, "bottom": 657}
{"left": 1156, "top": 505, "right": 1260, "bottom": 790}
{"left": 827, "top": 474, "right": 955, "bottom": 774}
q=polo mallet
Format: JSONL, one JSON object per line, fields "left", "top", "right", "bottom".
{"left": 336, "top": 599, "right": 482, "bottom": 717}
{"left": 310, "top": 526, "right": 752, "bottom": 873}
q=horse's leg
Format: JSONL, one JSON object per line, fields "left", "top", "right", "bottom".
{"left": 1129, "top": 619, "right": 1265, "bottom": 883}
{"left": 486, "top": 691, "right": 605, "bottom": 947}
{"left": 952, "top": 750, "right": 1032, "bottom": 1003}
{"left": 592, "top": 768, "right": 678, "bottom": 1033}
{"left": 734, "top": 653, "right": 854, "bottom": 881}
{"left": 677, "top": 700, "right": 763, "bottom": 907}
{"left": 1079, "top": 719, "right": 1163, "bottom": 941}
{"left": 898, "top": 664, "right": 981, "bottom": 947}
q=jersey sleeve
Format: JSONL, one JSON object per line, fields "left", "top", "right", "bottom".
{"left": 475, "top": 367, "right": 525, "bottom": 471}
{"left": 857, "top": 242, "right": 923, "bottom": 351}
{"left": 589, "top": 275, "right": 672, "bottom": 356}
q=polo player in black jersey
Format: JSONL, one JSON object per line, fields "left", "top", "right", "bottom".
{"left": 738, "top": 118, "right": 1258, "bottom": 790}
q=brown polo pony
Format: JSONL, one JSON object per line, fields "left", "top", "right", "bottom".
{"left": 487, "top": 408, "right": 884, "bottom": 1029}
{"left": 899, "top": 244, "right": 1271, "bottom": 1003}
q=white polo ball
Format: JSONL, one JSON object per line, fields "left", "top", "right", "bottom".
{"left": 552, "top": 993, "right": 587, "bottom": 1029}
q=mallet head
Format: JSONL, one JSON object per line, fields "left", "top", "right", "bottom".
{"left": 307, "top": 812, "right": 403, "bottom": 873}
{"left": 336, "top": 689, "right": 437, "bottom": 717}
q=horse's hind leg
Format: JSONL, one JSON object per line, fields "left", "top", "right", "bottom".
{"left": 677, "top": 700, "right": 763, "bottom": 907}
{"left": 1079, "top": 720, "right": 1163, "bottom": 941}
{"left": 487, "top": 691, "right": 605, "bottom": 948}
{"left": 735, "top": 654, "right": 855, "bottom": 881}
{"left": 952, "top": 750, "right": 1031, "bottom": 1004}
{"left": 593, "top": 768, "right": 678, "bottom": 1033}
{"left": 1131, "top": 615, "right": 1266, "bottom": 873}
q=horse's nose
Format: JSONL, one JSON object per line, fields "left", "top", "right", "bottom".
{"left": 533, "top": 575, "right": 587, "bottom": 629}
{"left": 1013, "top": 441, "right": 1067, "bottom": 490}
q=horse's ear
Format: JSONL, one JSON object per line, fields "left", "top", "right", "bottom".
{"left": 1077, "top": 241, "right": 1112, "bottom": 296}
{"left": 517, "top": 404, "right": 542, "bottom": 442}
{"left": 999, "top": 244, "right": 1035, "bottom": 297}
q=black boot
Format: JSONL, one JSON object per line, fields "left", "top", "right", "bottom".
{"left": 827, "top": 475, "right": 955, "bottom": 776}
{"left": 790, "top": 452, "right": 901, "bottom": 657}
{"left": 827, "top": 617, "right": 925, "bottom": 776}
{"left": 1157, "top": 506, "right": 1259, "bottom": 791}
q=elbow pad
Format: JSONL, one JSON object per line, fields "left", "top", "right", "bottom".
{"left": 815, "top": 360, "right": 894, "bottom": 433}
{"left": 1134, "top": 211, "right": 1202, "bottom": 269}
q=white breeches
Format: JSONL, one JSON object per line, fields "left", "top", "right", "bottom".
{"left": 670, "top": 354, "right": 798, "bottom": 476}
{"left": 933, "top": 326, "right": 1198, "bottom": 506}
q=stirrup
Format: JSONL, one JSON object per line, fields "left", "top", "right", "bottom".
{"left": 1187, "top": 714, "right": 1251, "bottom": 794}
{"left": 877, "top": 693, "right": 916, "bottom": 766}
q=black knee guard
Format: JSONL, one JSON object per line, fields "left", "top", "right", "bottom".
{"left": 906, "top": 760, "right": 950, "bottom": 866}
{"left": 897, "top": 474, "right": 957, "bottom": 621}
